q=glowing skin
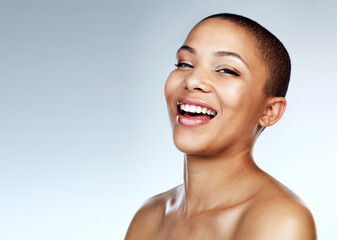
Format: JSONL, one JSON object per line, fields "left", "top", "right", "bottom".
{"left": 165, "top": 19, "right": 268, "bottom": 156}
{"left": 125, "top": 18, "right": 316, "bottom": 240}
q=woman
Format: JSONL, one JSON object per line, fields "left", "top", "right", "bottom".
{"left": 125, "top": 13, "right": 316, "bottom": 240}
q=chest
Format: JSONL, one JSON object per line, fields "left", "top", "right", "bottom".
{"left": 153, "top": 210, "right": 243, "bottom": 240}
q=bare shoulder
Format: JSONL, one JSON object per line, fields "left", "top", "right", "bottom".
{"left": 124, "top": 185, "right": 180, "bottom": 240}
{"left": 238, "top": 173, "right": 316, "bottom": 240}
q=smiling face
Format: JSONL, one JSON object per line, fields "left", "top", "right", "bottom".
{"left": 164, "top": 18, "right": 270, "bottom": 156}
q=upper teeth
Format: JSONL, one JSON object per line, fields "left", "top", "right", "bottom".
{"left": 180, "top": 104, "right": 216, "bottom": 116}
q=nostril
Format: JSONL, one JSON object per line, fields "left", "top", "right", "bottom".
{"left": 183, "top": 76, "right": 210, "bottom": 93}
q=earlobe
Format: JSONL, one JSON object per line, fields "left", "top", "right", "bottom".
{"left": 258, "top": 97, "right": 287, "bottom": 128}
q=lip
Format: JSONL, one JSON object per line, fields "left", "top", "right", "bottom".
{"left": 176, "top": 97, "right": 217, "bottom": 127}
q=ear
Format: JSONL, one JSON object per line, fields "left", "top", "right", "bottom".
{"left": 258, "top": 97, "right": 287, "bottom": 128}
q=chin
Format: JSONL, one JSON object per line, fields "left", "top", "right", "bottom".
{"left": 172, "top": 128, "right": 217, "bottom": 155}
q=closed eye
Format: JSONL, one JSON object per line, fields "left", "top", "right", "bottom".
{"left": 216, "top": 68, "right": 240, "bottom": 77}
{"left": 175, "top": 63, "right": 194, "bottom": 69}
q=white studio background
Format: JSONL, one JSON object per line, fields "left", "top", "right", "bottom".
{"left": 0, "top": 0, "right": 336, "bottom": 239}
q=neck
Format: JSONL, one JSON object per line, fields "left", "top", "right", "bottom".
{"left": 182, "top": 147, "right": 261, "bottom": 215}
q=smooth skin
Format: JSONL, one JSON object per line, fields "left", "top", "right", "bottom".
{"left": 125, "top": 18, "right": 316, "bottom": 240}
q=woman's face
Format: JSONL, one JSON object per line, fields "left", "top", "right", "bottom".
{"left": 164, "top": 18, "right": 269, "bottom": 156}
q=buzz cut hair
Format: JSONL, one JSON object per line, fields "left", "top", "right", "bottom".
{"left": 200, "top": 13, "right": 291, "bottom": 97}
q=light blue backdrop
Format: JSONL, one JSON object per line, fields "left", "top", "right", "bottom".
{"left": 1, "top": 0, "right": 336, "bottom": 239}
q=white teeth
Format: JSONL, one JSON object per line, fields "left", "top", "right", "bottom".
{"left": 189, "top": 105, "right": 196, "bottom": 113}
{"left": 179, "top": 104, "right": 216, "bottom": 116}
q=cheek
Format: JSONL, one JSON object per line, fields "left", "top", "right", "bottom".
{"left": 216, "top": 81, "right": 249, "bottom": 111}
{"left": 216, "top": 80, "right": 260, "bottom": 133}
{"left": 164, "top": 72, "right": 180, "bottom": 124}
{"left": 164, "top": 72, "right": 174, "bottom": 101}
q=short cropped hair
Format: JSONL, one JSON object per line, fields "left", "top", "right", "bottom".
{"left": 200, "top": 13, "right": 291, "bottom": 97}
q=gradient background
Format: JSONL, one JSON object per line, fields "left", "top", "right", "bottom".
{"left": 1, "top": 0, "right": 336, "bottom": 239}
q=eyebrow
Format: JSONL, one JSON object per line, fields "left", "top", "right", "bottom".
{"left": 177, "top": 45, "right": 196, "bottom": 55}
{"left": 176, "top": 45, "right": 250, "bottom": 69}
{"left": 213, "top": 51, "right": 250, "bottom": 69}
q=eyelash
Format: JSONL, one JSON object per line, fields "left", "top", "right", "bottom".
{"left": 175, "top": 63, "right": 193, "bottom": 68}
{"left": 175, "top": 63, "right": 240, "bottom": 77}
{"left": 215, "top": 68, "right": 240, "bottom": 77}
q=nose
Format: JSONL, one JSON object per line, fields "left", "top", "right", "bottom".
{"left": 183, "top": 68, "right": 211, "bottom": 93}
